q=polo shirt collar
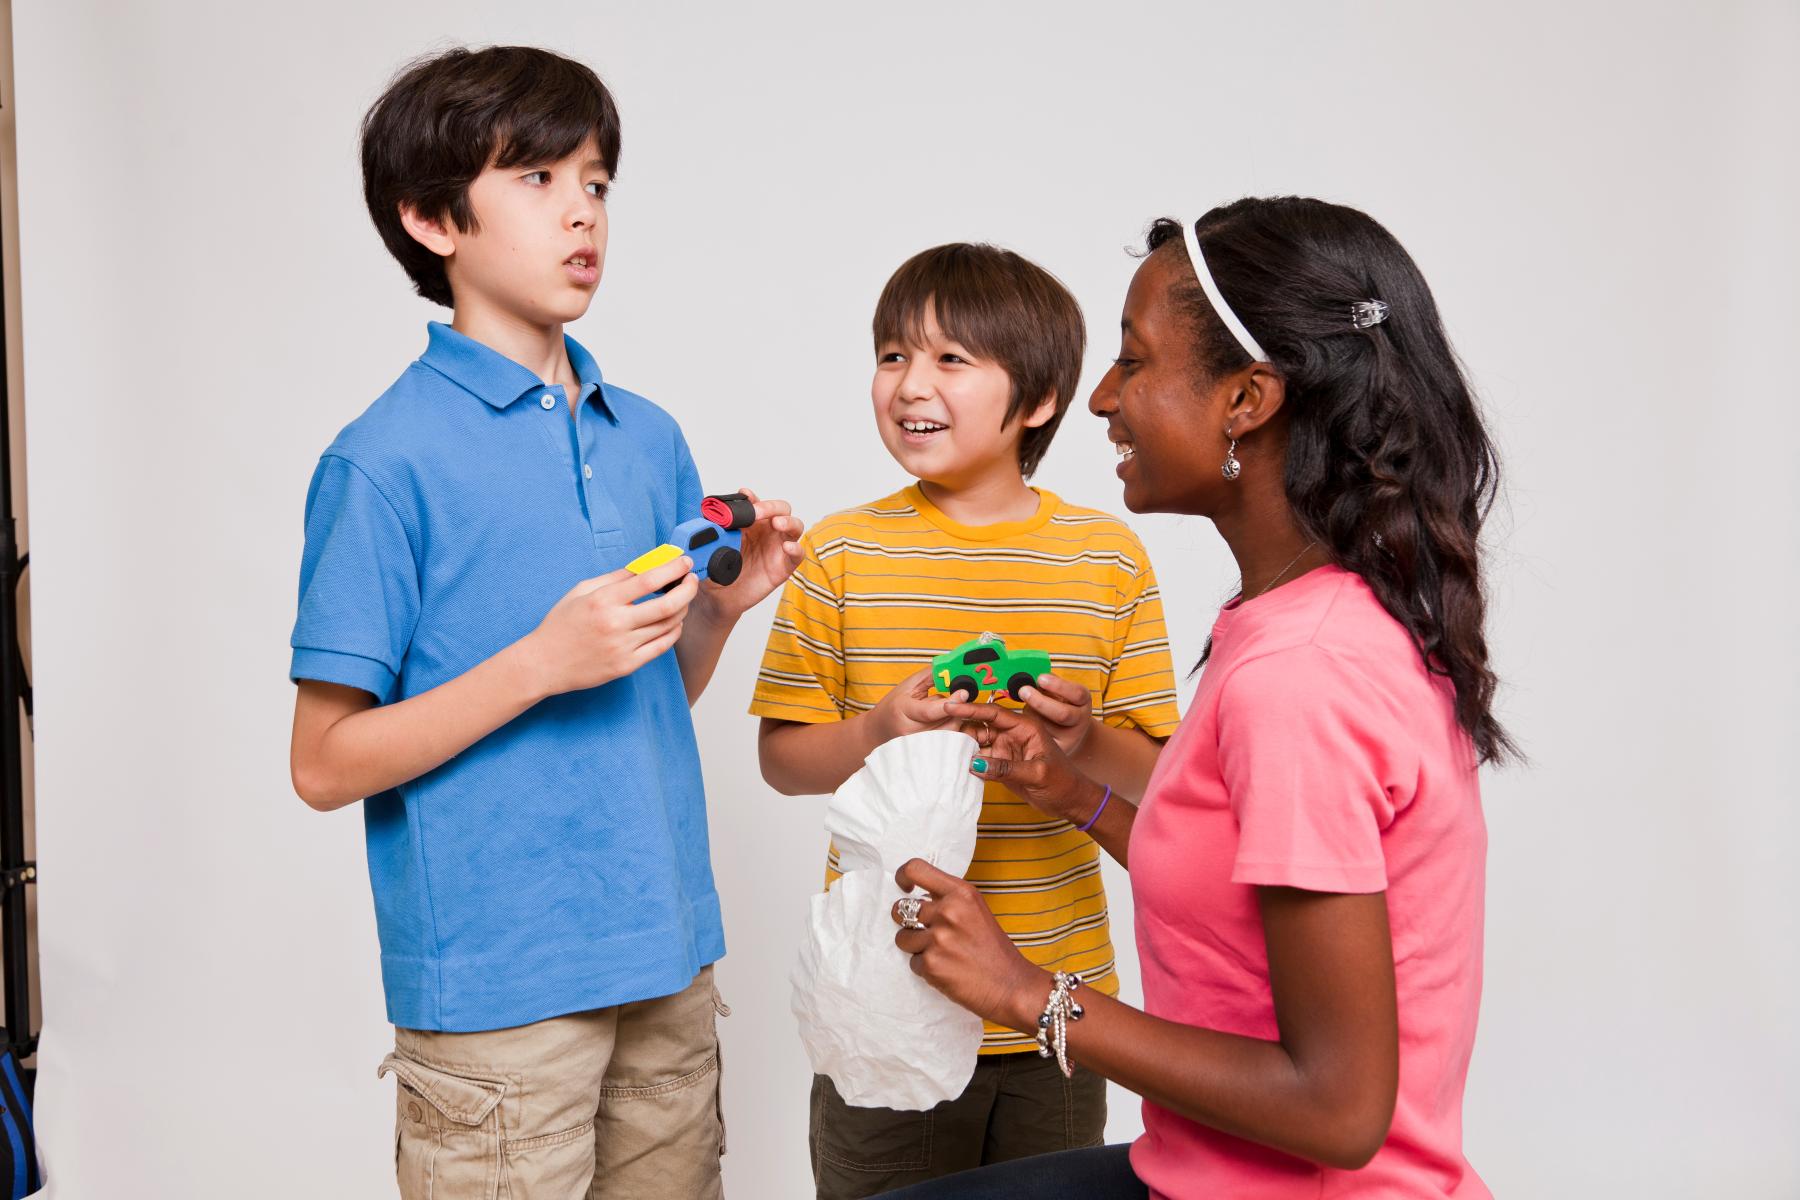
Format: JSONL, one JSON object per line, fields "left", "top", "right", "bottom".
{"left": 421, "top": 321, "right": 613, "bottom": 419}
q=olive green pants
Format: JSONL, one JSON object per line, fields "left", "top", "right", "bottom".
{"left": 808, "top": 1053, "right": 1107, "bottom": 1200}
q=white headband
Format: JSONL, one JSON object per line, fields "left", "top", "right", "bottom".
{"left": 1181, "top": 219, "right": 1268, "bottom": 363}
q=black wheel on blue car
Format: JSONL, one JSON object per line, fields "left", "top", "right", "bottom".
{"left": 707, "top": 546, "right": 743, "bottom": 586}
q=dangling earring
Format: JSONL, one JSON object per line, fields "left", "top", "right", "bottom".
{"left": 1222, "top": 425, "right": 1242, "bottom": 481}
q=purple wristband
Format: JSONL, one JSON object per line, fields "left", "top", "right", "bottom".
{"left": 1076, "top": 786, "right": 1112, "bottom": 833}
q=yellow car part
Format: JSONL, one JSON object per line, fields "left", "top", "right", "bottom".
{"left": 626, "top": 543, "right": 683, "bottom": 575}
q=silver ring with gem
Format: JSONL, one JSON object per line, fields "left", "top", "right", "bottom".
{"left": 896, "top": 895, "right": 926, "bottom": 930}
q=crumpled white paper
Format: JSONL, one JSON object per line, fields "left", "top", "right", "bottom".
{"left": 790, "top": 729, "right": 986, "bottom": 1110}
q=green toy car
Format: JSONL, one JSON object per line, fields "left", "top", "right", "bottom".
{"left": 931, "top": 633, "right": 1053, "bottom": 702}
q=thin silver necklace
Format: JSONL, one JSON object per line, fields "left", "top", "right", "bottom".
{"left": 1244, "top": 540, "right": 1319, "bottom": 601}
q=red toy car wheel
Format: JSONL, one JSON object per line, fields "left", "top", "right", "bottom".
{"left": 701, "top": 494, "right": 756, "bottom": 530}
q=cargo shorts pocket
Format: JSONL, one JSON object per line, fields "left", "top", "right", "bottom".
{"left": 380, "top": 1052, "right": 507, "bottom": 1200}
{"left": 500, "top": 1119, "right": 596, "bottom": 1197}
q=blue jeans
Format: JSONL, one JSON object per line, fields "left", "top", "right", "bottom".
{"left": 873, "top": 1144, "right": 1147, "bottom": 1199}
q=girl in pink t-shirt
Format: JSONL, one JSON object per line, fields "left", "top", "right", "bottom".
{"left": 877, "top": 198, "right": 1516, "bottom": 1200}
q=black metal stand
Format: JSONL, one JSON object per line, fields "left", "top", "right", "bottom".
{"left": 0, "top": 131, "right": 36, "bottom": 1075}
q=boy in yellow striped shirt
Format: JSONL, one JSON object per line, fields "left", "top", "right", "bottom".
{"left": 752, "top": 244, "right": 1180, "bottom": 1199}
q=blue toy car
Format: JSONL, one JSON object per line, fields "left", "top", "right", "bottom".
{"left": 626, "top": 493, "right": 754, "bottom": 588}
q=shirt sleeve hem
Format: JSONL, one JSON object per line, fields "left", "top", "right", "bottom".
{"left": 1104, "top": 707, "right": 1182, "bottom": 739}
{"left": 291, "top": 647, "right": 397, "bottom": 703}
{"left": 1230, "top": 858, "right": 1387, "bottom": 894}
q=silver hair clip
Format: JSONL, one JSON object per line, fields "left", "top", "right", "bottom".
{"left": 1351, "top": 299, "right": 1390, "bottom": 329}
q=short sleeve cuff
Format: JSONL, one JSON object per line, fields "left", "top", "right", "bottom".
{"left": 748, "top": 692, "right": 843, "bottom": 724}
{"left": 1230, "top": 858, "right": 1388, "bottom": 894}
{"left": 291, "top": 647, "right": 398, "bottom": 703}
{"left": 1104, "top": 703, "right": 1181, "bottom": 739}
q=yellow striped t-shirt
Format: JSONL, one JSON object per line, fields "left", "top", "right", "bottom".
{"left": 751, "top": 484, "right": 1181, "bottom": 1052}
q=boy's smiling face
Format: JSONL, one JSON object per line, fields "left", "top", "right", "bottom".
{"left": 871, "top": 304, "right": 1054, "bottom": 489}
{"left": 404, "top": 137, "right": 610, "bottom": 327}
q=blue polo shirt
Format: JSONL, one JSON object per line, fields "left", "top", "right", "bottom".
{"left": 291, "top": 322, "right": 723, "bottom": 1032}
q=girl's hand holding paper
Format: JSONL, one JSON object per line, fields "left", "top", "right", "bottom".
{"left": 889, "top": 858, "right": 1046, "bottom": 1031}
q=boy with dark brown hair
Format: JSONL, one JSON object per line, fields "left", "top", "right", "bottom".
{"left": 754, "top": 243, "right": 1180, "bottom": 1197}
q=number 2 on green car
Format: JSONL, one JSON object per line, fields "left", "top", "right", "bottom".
{"left": 930, "top": 634, "right": 1053, "bottom": 702}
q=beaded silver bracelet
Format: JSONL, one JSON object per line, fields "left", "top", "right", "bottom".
{"left": 1034, "top": 970, "right": 1086, "bottom": 1078}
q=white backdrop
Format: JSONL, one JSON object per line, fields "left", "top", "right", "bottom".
{"left": 13, "top": 2, "right": 1798, "bottom": 1196}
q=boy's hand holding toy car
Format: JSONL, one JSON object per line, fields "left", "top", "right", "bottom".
{"left": 868, "top": 666, "right": 966, "bottom": 747}
{"left": 525, "top": 554, "right": 699, "bottom": 696}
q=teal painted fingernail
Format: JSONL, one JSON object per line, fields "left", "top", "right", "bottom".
{"left": 972, "top": 758, "right": 989, "bottom": 773}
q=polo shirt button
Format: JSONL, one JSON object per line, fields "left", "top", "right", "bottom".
{"left": 583, "top": 464, "right": 593, "bottom": 480}
{"left": 540, "top": 395, "right": 556, "bottom": 410}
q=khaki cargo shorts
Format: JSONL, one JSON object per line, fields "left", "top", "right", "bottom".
{"left": 379, "top": 965, "right": 728, "bottom": 1200}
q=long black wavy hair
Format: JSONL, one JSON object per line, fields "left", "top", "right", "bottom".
{"left": 1149, "top": 198, "right": 1518, "bottom": 764}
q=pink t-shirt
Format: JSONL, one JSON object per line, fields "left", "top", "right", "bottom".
{"left": 1128, "top": 566, "right": 1489, "bottom": 1199}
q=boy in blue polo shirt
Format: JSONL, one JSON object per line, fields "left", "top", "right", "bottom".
{"left": 288, "top": 46, "right": 803, "bottom": 1199}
